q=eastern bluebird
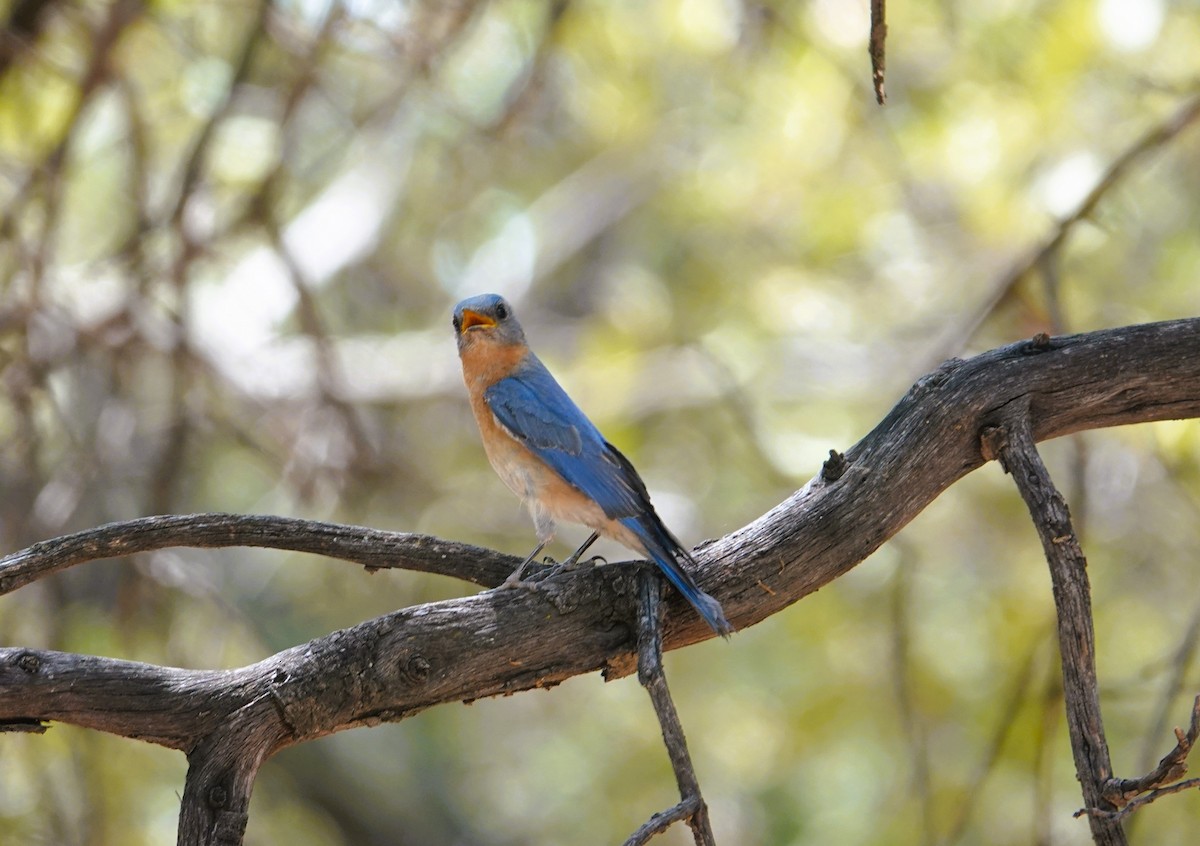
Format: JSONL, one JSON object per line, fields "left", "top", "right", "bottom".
{"left": 453, "top": 293, "right": 733, "bottom": 637}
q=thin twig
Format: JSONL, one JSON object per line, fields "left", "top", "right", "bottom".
{"left": 625, "top": 569, "right": 715, "bottom": 846}
{"left": 1136, "top": 558, "right": 1200, "bottom": 774}
{"left": 940, "top": 627, "right": 1050, "bottom": 845}
{"left": 1079, "top": 777, "right": 1200, "bottom": 823}
{"left": 0, "top": 513, "right": 521, "bottom": 596}
{"left": 929, "top": 92, "right": 1200, "bottom": 365}
{"left": 869, "top": 0, "right": 887, "bottom": 104}
{"left": 1093, "top": 695, "right": 1200, "bottom": 817}
{"left": 623, "top": 796, "right": 703, "bottom": 846}
{"left": 985, "top": 409, "right": 1126, "bottom": 845}
{"left": 889, "top": 552, "right": 934, "bottom": 840}
{"left": 488, "top": 0, "right": 570, "bottom": 135}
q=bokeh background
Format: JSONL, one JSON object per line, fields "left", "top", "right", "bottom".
{"left": 2, "top": 0, "right": 1199, "bottom": 844}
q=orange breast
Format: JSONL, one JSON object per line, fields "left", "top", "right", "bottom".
{"left": 458, "top": 337, "right": 617, "bottom": 540}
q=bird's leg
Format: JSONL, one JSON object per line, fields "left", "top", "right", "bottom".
{"left": 501, "top": 540, "right": 547, "bottom": 590}
{"left": 559, "top": 531, "right": 600, "bottom": 570}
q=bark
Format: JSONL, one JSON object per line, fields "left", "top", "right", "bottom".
{"left": 1, "top": 317, "right": 1199, "bottom": 844}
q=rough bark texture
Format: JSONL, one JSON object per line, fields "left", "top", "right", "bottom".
{"left": 987, "top": 413, "right": 1125, "bottom": 845}
{"left": 2, "top": 317, "right": 1199, "bottom": 845}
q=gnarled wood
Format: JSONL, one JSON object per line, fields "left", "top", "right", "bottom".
{"left": 1, "top": 317, "right": 1199, "bottom": 845}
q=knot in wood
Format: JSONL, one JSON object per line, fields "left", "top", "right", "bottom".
{"left": 821, "top": 449, "right": 847, "bottom": 482}
{"left": 399, "top": 654, "right": 430, "bottom": 685}
{"left": 15, "top": 652, "right": 41, "bottom": 674}
{"left": 1022, "top": 332, "right": 1055, "bottom": 354}
{"left": 979, "top": 426, "right": 1009, "bottom": 468}
{"left": 208, "top": 784, "right": 229, "bottom": 808}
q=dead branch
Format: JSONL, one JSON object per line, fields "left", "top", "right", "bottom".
{"left": 984, "top": 411, "right": 1125, "bottom": 845}
{"left": 869, "top": 0, "right": 887, "bottom": 104}
{"left": 1, "top": 318, "right": 1199, "bottom": 845}
{"left": 0, "top": 513, "right": 520, "bottom": 596}
{"left": 624, "top": 570, "right": 715, "bottom": 846}
{"left": 1072, "top": 697, "right": 1200, "bottom": 824}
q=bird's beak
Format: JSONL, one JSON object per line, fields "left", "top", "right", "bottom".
{"left": 459, "top": 309, "right": 495, "bottom": 333}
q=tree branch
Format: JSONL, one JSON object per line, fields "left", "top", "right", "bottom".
{"left": 929, "top": 93, "right": 1200, "bottom": 365}
{"left": 1072, "top": 697, "right": 1200, "bottom": 824}
{"left": 1107, "top": 696, "right": 1200, "bottom": 806}
{"left": 983, "top": 408, "right": 1125, "bottom": 845}
{"left": 0, "top": 513, "right": 520, "bottom": 596}
{"left": 869, "top": 0, "right": 887, "bottom": 104}
{"left": 2, "top": 318, "right": 1200, "bottom": 844}
{"left": 624, "top": 571, "right": 714, "bottom": 846}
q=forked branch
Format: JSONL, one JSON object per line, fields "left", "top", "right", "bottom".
{"left": 984, "top": 411, "right": 1125, "bottom": 845}
{"left": 624, "top": 571, "right": 715, "bottom": 846}
{"left": 1074, "top": 697, "right": 1200, "bottom": 824}
{"left": 2, "top": 319, "right": 1199, "bottom": 845}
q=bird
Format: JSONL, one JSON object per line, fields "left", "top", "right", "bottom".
{"left": 452, "top": 292, "right": 732, "bottom": 638}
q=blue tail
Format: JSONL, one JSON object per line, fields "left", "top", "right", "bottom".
{"left": 621, "top": 516, "right": 733, "bottom": 638}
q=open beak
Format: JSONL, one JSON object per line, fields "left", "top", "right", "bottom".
{"left": 459, "top": 309, "right": 496, "bottom": 333}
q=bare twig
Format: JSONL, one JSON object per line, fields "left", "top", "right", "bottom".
{"left": 869, "top": 0, "right": 887, "bottom": 104}
{"left": 1136, "top": 541, "right": 1200, "bottom": 777}
{"left": 1086, "top": 696, "right": 1200, "bottom": 821}
{"left": 930, "top": 92, "right": 1200, "bottom": 364}
{"left": 1080, "top": 777, "right": 1200, "bottom": 823}
{"left": 0, "top": 513, "right": 521, "bottom": 596}
{"left": 259, "top": 210, "right": 379, "bottom": 485}
{"left": 941, "top": 631, "right": 1051, "bottom": 845}
{"left": 488, "top": 0, "right": 570, "bottom": 135}
{"left": 1011, "top": 92, "right": 1200, "bottom": 286}
{"left": 889, "top": 552, "right": 934, "bottom": 840}
{"left": 165, "top": 0, "right": 271, "bottom": 232}
{"left": 984, "top": 406, "right": 1126, "bottom": 845}
{"left": 625, "top": 570, "right": 715, "bottom": 846}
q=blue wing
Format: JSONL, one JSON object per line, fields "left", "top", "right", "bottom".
{"left": 484, "top": 360, "right": 645, "bottom": 518}
{"left": 485, "top": 357, "right": 734, "bottom": 637}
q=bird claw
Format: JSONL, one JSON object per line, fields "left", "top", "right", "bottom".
{"left": 497, "top": 550, "right": 606, "bottom": 591}
{"left": 499, "top": 571, "right": 521, "bottom": 590}
{"left": 544, "top": 554, "right": 605, "bottom": 579}
{"left": 563, "top": 554, "right": 605, "bottom": 570}
{"left": 499, "top": 561, "right": 554, "bottom": 591}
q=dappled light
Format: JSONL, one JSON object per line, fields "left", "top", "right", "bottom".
{"left": 1, "top": 1, "right": 1199, "bottom": 844}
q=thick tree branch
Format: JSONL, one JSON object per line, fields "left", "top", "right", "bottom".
{"left": 178, "top": 712, "right": 285, "bottom": 846}
{"left": 1, "top": 318, "right": 1199, "bottom": 845}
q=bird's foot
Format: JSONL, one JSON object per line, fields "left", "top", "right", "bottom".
{"left": 499, "top": 571, "right": 535, "bottom": 591}
{"left": 560, "top": 554, "right": 606, "bottom": 571}
{"left": 541, "top": 554, "right": 605, "bottom": 581}
{"left": 499, "top": 557, "right": 557, "bottom": 591}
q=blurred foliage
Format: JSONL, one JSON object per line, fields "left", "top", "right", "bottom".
{"left": 1, "top": 0, "right": 1199, "bottom": 844}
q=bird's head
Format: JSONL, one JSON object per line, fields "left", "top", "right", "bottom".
{"left": 453, "top": 293, "right": 526, "bottom": 353}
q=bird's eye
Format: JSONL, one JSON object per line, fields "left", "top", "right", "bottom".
{"left": 452, "top": 315, "right": 462, "bottom": 332}
{"left": 495, "top": 302, "right": 508, "bottom": 320}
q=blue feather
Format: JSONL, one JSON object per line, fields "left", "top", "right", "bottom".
{"left": 619, "top": 516, "right": 732, "bottom": 638}
{"left": 485, "top": 357, "right": 733, "bottom": 637}
{"left": 485, "top": 361, "right": 643, "bottom": 518}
